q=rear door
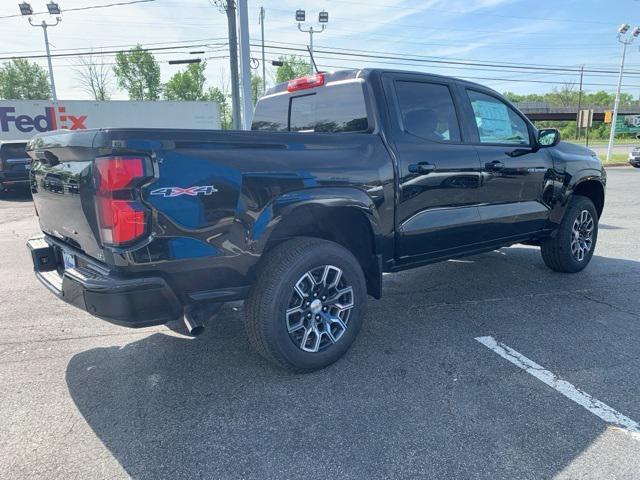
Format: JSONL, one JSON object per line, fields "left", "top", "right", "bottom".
{"left": 382, "top": 73, "right": 484, "bottom": 262}
{"left": 457, "top": 85, "right": 553, "bottom": 240}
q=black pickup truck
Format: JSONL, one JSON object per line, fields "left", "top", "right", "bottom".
{"left": 26, "top": 69, "right": 605, "bottom": 372}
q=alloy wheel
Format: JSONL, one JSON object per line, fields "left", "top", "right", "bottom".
{"left": 286, "top": 265, "right": 354, "bottom": 353}
{"left": 571, "top": 209, "right": 594, "bottom": 262}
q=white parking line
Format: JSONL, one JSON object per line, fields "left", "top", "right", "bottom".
{"left": 475, "top": 335, "right": 640, "bottom": 434}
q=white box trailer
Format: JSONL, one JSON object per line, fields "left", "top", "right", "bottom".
{"left": 0, "top": 100, "right": 220, "bottom": 141}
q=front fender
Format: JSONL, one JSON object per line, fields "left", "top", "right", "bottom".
{"left": 549, "top": 167, "right": 606, "bottom": 225}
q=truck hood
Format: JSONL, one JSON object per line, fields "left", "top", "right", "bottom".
{"left": 551, "top": 141, "right": 597, "bottom": 159}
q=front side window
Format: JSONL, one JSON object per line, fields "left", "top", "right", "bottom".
{"left": 395, "top": 81, "right": 461, "bottom": 142}
{"left": 467, "top": 90, "right": 530, "bottom": 145}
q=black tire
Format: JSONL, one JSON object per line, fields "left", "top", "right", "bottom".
{"left": 244, "top": 237, "right": 367, "bottom": 373}
{"left": 540, "top": 195, "right": 598, "bottom": 273}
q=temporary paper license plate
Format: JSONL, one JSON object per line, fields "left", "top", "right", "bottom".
{"left": 62, "top": 251, "right": 76, "bottom": 270}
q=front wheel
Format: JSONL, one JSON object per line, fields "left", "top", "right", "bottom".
{"left": 540, "top": 195, "right": 598, "bottom": 273}
{"left": 244, "top": 237, "right": 367, "bottom": 373}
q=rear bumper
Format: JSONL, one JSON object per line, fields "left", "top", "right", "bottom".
{"left": 27, "top": 235, "right": 183, "bottom": 327}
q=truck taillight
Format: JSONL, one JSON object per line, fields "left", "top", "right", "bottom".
{"left": 287, "top": 73, "right": 325, "bottom": 92}
{"left": 94, "top": 156, "right": 151, "bottom": 247}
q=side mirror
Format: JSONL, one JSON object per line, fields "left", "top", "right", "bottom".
{"left": 537, "top": 128, "right": 560, "bottom": 148}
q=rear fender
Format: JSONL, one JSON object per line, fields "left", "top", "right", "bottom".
{"left": 249, "top": 187, "right": 385, "bottom": 298}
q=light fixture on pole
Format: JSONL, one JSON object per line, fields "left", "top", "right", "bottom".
{"left": 19, "top": 2, "right": 33, "bottom": 15}
{"left": 46, "top": 1, "right": 60, "bottom": 14}
{"left": 606, "top": 23, "right": 640, "bottom": 162}
{"left": 296, "top": 9, "right": 328, "bottom": 74}
{"left": 19, "top": 2, "right": 62, "bottom": 104}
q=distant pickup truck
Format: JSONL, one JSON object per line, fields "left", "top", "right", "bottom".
{"left": 26, "top": 69, "right": 605, "bottom": 372}
{"left": 0, "top": 140, "right": 30, "bottom": 191}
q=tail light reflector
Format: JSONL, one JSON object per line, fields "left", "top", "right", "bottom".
{"left": 94, "top": 156, "right": 151, "bottom": 247}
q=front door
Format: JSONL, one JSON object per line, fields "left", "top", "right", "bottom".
{"left": 458, "top": 87, "right": 554, "bottom": 240}
{"left": 381, "top": 74, "right": 484, "bottom": 262}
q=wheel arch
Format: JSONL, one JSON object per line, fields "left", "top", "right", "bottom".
{"left": 251, "top": 187, "right": 384, "bottom": 299}
{"left": 571, "top": 178, "right": 605, "bottom": 218}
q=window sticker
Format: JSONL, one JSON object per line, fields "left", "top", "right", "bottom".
{"left": 472, "top": 99, "right": 513, "bottom": 141}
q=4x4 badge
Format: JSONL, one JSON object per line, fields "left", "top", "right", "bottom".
{"left": 150, "top": 185, "right": 218, "bottom": 197}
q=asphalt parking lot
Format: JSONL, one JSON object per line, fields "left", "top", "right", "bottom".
{"left": 1, "top": 168, "right": 639, "bottom": 480}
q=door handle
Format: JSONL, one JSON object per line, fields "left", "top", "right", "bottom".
{"left": 408, "top": 162, "right": 436, "bottom": 174}
{"left": 485, "top": 160, "right": 505, "bottom": 171}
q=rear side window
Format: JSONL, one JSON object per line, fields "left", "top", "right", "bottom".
{"left": 251, "top": 96, "right": 288, "bottom": 131}
{"left": 252, "top": 82, "right": 369, "bottom": 133}
{"left": 467, "top": 90, "right": 530, "bottom": 145}
{"left": 395, "top": 81, "right": 461, "bottom": 142}
{"left": 0, "top": 143, "right": 28, "bottom": 160}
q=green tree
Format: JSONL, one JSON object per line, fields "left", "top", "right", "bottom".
{"left": 206, "top": 86, "right": 232, "bottom": 130}
{"left": 164, "top": 62, "right": 208, "bottom": 101}
{"left": 113, "top": 45, "right": 161, "bottom": 100}
{"left": 0, "top": 59, "right": 51, "bottom": 100}
{"left": 275, "top": 56, "right": 310, "bottom": 83}
{"left": 251, "top": 74, "right": 263, "bottom": 105}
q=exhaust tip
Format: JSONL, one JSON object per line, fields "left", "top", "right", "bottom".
{"left": 183, "top": 310, "right": 205, "bottom": 336}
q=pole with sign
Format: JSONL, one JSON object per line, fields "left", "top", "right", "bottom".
{"left": 578, "top": 109, "right": 594, "bottom": 147}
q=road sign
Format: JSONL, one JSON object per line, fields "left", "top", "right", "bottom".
{"left": 604, "top": 110, "right": 613, "bottom": 123}
{"left": 615, "top": 114, "right": 640, "bottom": 133}
{"left": 578, "top": 109, "right": 594, "bottom": 128}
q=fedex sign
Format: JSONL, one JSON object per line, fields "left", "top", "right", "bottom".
{"left": 0, "top": 99, "right": 220, "bottom": 141}
{"left": 0, "top": 105, "right": 87, "bottom": 134}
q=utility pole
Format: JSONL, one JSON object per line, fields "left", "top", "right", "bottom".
{"left": 259, "top": 6, "right": 266, "bottom": 94}
{"left": 575, "top": 65, "right": 584, "bottom": 141}
{"left": 216, "top": 0, "right": 241, "bottom": 130}
{"left": 237, "top": 0, "right": 253, "bottom": 130}
{"left": 607, "top": 24, "right": 640, "bottom": 163}
{"left": 19, "top": 2, "right": 62, "bottom": 103}
{"left": 296, "top": 10, "right": 328, "bottom": 74}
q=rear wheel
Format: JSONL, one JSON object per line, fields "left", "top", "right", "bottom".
{"left": 540, "top": 195, "right": 598, "bottom": 273}
{"left": 244, "top": 237, "right": 366, "bottom": 372}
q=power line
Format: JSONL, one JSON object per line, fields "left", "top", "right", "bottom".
{"left": 262, "top": 40, "right": 619, "bottom": 73}
{"left": 0, "top": 42, "right": 228, "bottom": 61}
{"left": 0, "top": 37, "right": 228, "bottom": 57}
{"left": 247, "top": 52, "right": 640, "bottom": 89}
{"left": 253, "top": 42, "right": 640, "bottom": 77}
{"left": 0, "top": 0, "right": 156, "bottom": 19}
{"left": 5, "top": 38, "right": 640, "bottom": 81}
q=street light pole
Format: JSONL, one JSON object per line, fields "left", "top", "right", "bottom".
{"left": 31, "top": 18, "right": 60, "bottom": 103}
{"left": 236, "top": 0, "right": 253, "bottom": 130}
{"left": 20, "top": 1, "right": 62, "bottom": 103}
{"left": 575, "top": 65, "right": 584, "bottom": 141}
{"left": 297, "top": 24, "right": 324, "bottom": 74}
{"left": 607, "top": 24, "right": 640, "bottom": 163}
{"left": 296, "top": 10, "right": 328, "bottom": 74}
{"left": 259, "top": 6, "right": 266, "bottom": 94}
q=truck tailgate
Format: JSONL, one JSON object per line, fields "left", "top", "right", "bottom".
{"left": 28, "top": 130, "right": 105, "bottom": 261}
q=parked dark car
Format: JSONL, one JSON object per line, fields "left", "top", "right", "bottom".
{"left": 0, "top": 140, "right": 30, "bottom": 191}
{"left": 629, "top": 146, "right": 640, "bottom": 167}
{"left": 26, "top": 69, "right": 606, "bottom": 372}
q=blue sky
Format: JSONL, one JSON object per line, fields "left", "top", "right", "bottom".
{"left": 1, "top": 0, "right": 639, "bottom": 100}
